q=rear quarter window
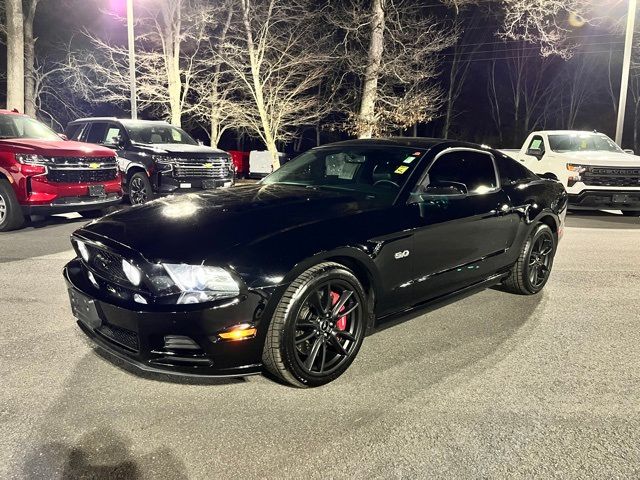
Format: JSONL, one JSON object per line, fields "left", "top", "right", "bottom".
{"left": 496, "top": 154, "right": 537, "bottom": 184}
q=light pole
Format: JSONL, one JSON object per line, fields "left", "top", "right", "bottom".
{"left": 126, "top": 0, "right": 138, "bottom": 120}
{"left": 615, "top": 0, "right": 637, "bottom": 146}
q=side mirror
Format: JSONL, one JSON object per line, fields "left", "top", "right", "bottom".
{"left": 59, "top": 133, "right": 68, "bottom": 141}
{"left": 624, "top": 149, "right": 634, "bottom": 155}
{"left": 526, "top": 147, "right": 544, "bottom": 160}
{"left": 539, "top": 172, "right": 558, "bottom": 181}
{"left": 422, "top": 181, "right": 468, "bottom": 197}
{"left": 109, "top": 135, "right": 127, "bottom": 149}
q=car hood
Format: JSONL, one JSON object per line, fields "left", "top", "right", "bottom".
{"left": 553, "top": 151, "right": 640, "bottom": 167}
{"left": 133, "top": 143, "right": 228, "bottom": 155}
{"left": 79, "top": 184, "right": 377, "bottom": 264}
{"left": 0, "top": 138, "right": 116, "bottom": 157}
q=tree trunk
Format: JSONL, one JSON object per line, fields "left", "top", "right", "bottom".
{"left": 241, "top": 0, "right": 280, "bottom": 169}
{"left": 357, "top": 0, "right": 385, "bottom": 139}
{"left": 6, "top": 0, "right": 24, "bottom": 112}
{"left": 161, "top": 0, "right": 182, "bottom": 127}
{"left": 316, "top": 123, "right": 321, "bottom": 146}
{"left": 23, "top": 0, "right": 39, "bottom": 118}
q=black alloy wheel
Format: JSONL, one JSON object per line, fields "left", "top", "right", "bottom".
{"left": 128, "top": 172, "right": 153, "bottom": 205}
{"left": 527, "top": 231, "right": 554, "bottom": 289}
{"left": 504, "top": 223, "right": 556, "bottom": 295}
{"left": 263, "top": 262, "right": 367, "bottom": 387}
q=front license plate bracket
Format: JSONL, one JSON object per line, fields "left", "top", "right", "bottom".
{"left": 88, "top": 184, "right": 106, "bottom": 197}
{"left": 68, "top": 289, "right": 102, "bottom": 330}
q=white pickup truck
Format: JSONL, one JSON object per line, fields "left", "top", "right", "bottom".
{"left": 502, "top": 130, "right": 640, "bottom": 215}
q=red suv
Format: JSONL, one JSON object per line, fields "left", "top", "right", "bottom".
{"left": 0, "top": 110, "right": 122, "bottom": 231}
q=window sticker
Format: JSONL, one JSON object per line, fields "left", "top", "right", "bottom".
{"left": 403, "top": 156, "right": 416, "bottom": 164}
{"left": 394, "top": 165, "right": 410, "bottom": 174}
{"left": 339, "top": 162, "right": 359, "bottom": 179}
{"left": 105, "top": 127, "right": 120, "bottom": 143}
{"left": 530, "top": 139, "right": 542, "bottom": 149}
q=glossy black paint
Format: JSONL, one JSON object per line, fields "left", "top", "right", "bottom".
{"left": 63, "top": 138, "right": 567, "bottom": 377}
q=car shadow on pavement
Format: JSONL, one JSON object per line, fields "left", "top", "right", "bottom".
{"left": 23, "top": 428, "right": 188, "bottom": 480}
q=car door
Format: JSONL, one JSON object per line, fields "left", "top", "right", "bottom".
{"left": 404, "top": 147, "right": 520, "bottom": 305}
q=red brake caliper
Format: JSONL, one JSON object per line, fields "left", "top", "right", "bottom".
{"left": 330, "top": 291, "right": 347, "bottom": 331}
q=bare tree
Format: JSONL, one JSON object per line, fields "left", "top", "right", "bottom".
{"left": 63, "top": 0, "right": 214, "bottom": 126}
{"left": 223, "top": 0, "right": 331, "bottom": 168}
{"left": 498, "top": 0, "right": 601, "bottom": 59}
{"left": 327, "top": 1, "right": 456, "bottom": 138}
{"left": 487, "top": 59, "right": 504, "bottom": 144}
{"left": 24, "top": 0, "right": 46, "bottom": 117}
{"left": 5, "top": 0, "right": 24, "bottom": 111}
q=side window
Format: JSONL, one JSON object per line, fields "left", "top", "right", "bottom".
{"left": 425, "top": 150, "right": 498, "bottom": 194}
{"left": 84, "top": 123, "right": 108, "bottom": 144}
{"left": 65, "top": 123, "right": 84, "bottom": 141}
{"left": 496, "top": 155, "right": 536, "bottom": 184}
{"left": 527, "top": 135, "right": 545, "bottom": 157}
{"left": 102, "top": 124, "right": 125, "bottom": 146}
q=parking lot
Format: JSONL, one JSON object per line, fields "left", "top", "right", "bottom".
{"left": 1, "top": 210, "right": 639, "bottom": 479}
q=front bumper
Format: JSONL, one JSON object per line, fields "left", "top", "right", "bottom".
{"left": 154, "top": 174, "right": 234, "bottom": 195}
{"left": 568, "top": 190, "right": 640, "bottom": 210}
{"left": 22, "top": 193, "right": 123, "bottom": 215}
{"left": 64, "top": 258, "right": 265, "bottom": 378}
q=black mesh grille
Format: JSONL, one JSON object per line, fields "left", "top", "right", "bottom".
{"left": 88, "top": 247, "right": 128, "bottom": 284}
{"left": 47, "top": 168, "right": 118, "bottom": 183}
{"left": 98, "top": 323, "right": 139, "bottom": 352}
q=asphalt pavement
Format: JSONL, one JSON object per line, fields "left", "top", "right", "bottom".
{"left": 0, "top": 210, "right": 639, "bottom": 479}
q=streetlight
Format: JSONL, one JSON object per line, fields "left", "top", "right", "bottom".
{"left": 126, "top": 0, "right": 138, "bottom": 120}
{"left": 615, "top": 0, "right": 636, "bottom": 146}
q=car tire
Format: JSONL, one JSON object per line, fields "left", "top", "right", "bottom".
{"left": 79, "top": 209, "right": 108, "bottom": 219}
{"left": 0, "top": 180, "right": 25, "bottom": 232}
{"left": 504, "top": 223, "right": 556, "bottom": 295}
{"left": 262, "top": 262, "right": 368, "bottom": 388}
{"left": 621, "top": 211, "right": 640, "bottom": 217}
{"left": 128, "top": 172, "right": 154, "bottom": 205}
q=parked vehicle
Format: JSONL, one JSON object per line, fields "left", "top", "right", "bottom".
{"left": 0, "top": 110, "right": 121, "bottom": 231}
{"left": 503, "top": 130, "right": 640, "bottom": 215}
{"left": 228, "top": 150, "right": 250, "bottom": 178}
{"left": 66, "top": 118, "right": 234, "bottom": 205}
{"left": 248, "top": 150, "right": 288, "bottom": 178}
{"left": 64, "top": 138, "right": 567, "bottom": 387}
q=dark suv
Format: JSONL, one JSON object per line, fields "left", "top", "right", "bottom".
{"left": 66, "top": 118, "right": 234, "bottom": 205}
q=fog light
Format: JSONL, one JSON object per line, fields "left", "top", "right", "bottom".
{"left": 77, "top": 241, "right": 90, "bottom": 262}
{"left": 133, "top": 294, "right": 148, "bottom": 304}
{"left": 218, "top": 323, "right": 257, "bottom": 341}
{"left": 87, "top": 270, "right": 99, "bottom": 288}
{"left": 122, "top": 259, "right": 142, "bottom": 286}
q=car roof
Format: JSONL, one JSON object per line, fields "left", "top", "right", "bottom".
{"left": 69, "top": 117, "right": 171, "bottom": 126}
{"left": 318, "top": 137, "right": 488, "bottom": 151}
{"left": 535, "top": 130, "right": 606, "bottom": 136}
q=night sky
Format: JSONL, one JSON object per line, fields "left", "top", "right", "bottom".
{"left": 0, "top": 0, "right": 636, "bottom": 151}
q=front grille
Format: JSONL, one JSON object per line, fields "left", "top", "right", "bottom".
{"left": 583, "top": 167, "right": 640, "bottom": 187}
{"left": 87, "top": 246, "right": 128, "bottom": 284}
{"left": 47, "top": 168, "right": 118, "bottom": 183}
{"left": 171, "top": 157, "right": 230, "bottom": 179}
{"left": 45, "top": 156, "right": 117, "bottom": 168}
{"left": 98, "top": 323, "right": 139, "bottom": 352}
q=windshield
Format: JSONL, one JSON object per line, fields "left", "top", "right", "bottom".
{"left": 263, "top": 146, "right": 425, "bottom": 203}
{"left": 125, "top": 124, "right": 198, "bottom": 145}
{"left": 0, "top": 114, "right": 61, "bottom": 141}
{"left": 548, "top": 133, "right": 622, "bottom": 153}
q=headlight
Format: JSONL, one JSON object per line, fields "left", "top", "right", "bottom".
{"left": 566, "top": 164, "right": 586, "bottom": 186}
{"left": 15, "top": 154, "right": 48, "bottom": 165}
{"left": 122, "top": 259, "right": 142, "bottom": 286}
{"left": 77, "top": 240, "right": 90, "bottom": 262}
{"left": 153, "top": 155, "right": 173, "bottom": 171}
{"left": 163, "top": 264, "right": 240, "bottom": 304}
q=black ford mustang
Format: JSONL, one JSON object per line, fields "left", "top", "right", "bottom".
{"left": 64, "top": 138, "right": 567, "bottom": 387}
